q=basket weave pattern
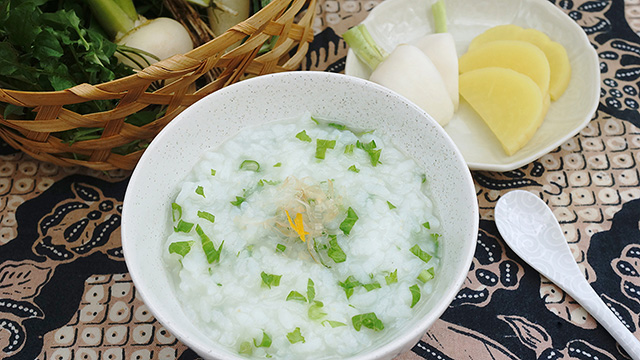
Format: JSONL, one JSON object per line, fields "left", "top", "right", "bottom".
{"left": 0, "top": 0, "right": 316, "bottom": 171}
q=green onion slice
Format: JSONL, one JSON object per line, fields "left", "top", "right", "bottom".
{"left": 315, "top": 139, "right": 336, "bottom": 160}
{"left": 195, "top": 224, "right": 223, "bottom": 264}
{"left": 168, "top": 241, "right": 194, "bottom": 257}
{"left": 352, "top": 312, "right": 384, "bottom": 331}
{"left": 286, "top": 327, "right": 306, "bottom": 344}
{"left": 410, "top": 244, "right": 433, "bottom": 264}
{"left": 339, "top": 207, "right": 359, "bottom": 235}
{"left": 410, "top": 284, "right": 421, "bottom": 308}
{"left": 260, "top": 271, "right": 282, "bottom": 289}
{"left": 197, "top": 210, "right": 215, "bottom": 223}
{"left": 240, "top": 160, "right": 260, "bottom": 172}
{"left": 296, "top": 130, "right": 312, "bottom": 142}
{"left": 174, "top": 219, "right": 194, "bottom": 233}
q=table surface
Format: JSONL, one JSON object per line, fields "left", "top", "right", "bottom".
{"left": 2, "top": 0, "right": 640, "bottom": 359}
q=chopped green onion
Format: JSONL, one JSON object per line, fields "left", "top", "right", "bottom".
{"left": 431, "top": 233, "right": 441, "bottom": 242}
{"left": 344, "top": 144, "right": 355, "bottom": 154}
{"left": 418, "top": 268, "right": 435, "bottom": 283}
{"left": 230, "top": 196, "right": 246, "bottom": 207}
{"left": 363, "top": 282, "right": 381, "bottom": 291}
{"left": 310, "top": 116, "right": 320, "bottom": 125}
{"left": 421, "top": 174, "right": 427, "bottom": 184}
{"left": 342, "top": 24, "right": 388, "bottom": 71}
{"left": 352, "top": 312, "right": 384, "bottom": 331}
{"left": 338, "top": 275, "right": 361, "bottom": 299}
{"left": 307, "top": 278, "right": 316, "bottom": 302}
{"left": 327, "top": 235, "right": 347, "bottom": 263}
{"left": 322, "top": 320, "right": 347, "bottom": 328}
{"left": 168, "top": 241, "right": 194, "bottom": 257}
{"left": 197, "top": 211, "right": 216, "bottom": 223}
{"left": 410, "top": 244, "right": 433, "bottom": 264}
{"left": 296, "top": 130, "right": 312, "bottom": 142}
{"left": 273, "top": 162, "right": 282, "bottom": 167}
{"left": 238, "top": 341, "right": 253, "bottom": 355}
{"left": 387, "top": 201, "right": 396, "bottom": 210}
{"left": 432, "top": 0, "right": 448, "bottom": 33}
{"left": 196, "top": 225, "right": 223, "bottom": 264}
{"left": 339, "top": 207, "right": 359, "bottom": 235}
{"left": 210, "top": 169, "right": 216, "bottom": 176}
{"left": 261, "top": 271, "right": 282, "bottom": 289}
{"left": 315, "top": 139, "right": 336, "bottom": 160}
{"left": 258, "top": 179, "right": 279, "bottom": 187}
{"left": 328, "top": 123, "right": 347, "bottom": 131}
{"left": 308, "top": 301, "right": 327, "bottom": 320}
{"left": 253, "top": 331, "right": 272, "bottom": 348}
{"left": 348, "top": 165, "right": 360, "bottom": 173}
{"left": 195, "top": 185, "right": 205, "bottom": 197}
{"left": 174, "top": 220, "right": 194, "bottom": 233}
{"left": 409, "top": 284, "right": 421, "bottom": 308}
{"left": 171, "top": 202, "right": 182, "bottom": 222}
{"left": 385, "top": 269, "right": 398, "bottom": 285}
{"left": 286, "top": 291, "right": 307, "bottom": 302}
{"left": 356, "top": 140, "right": 382, "bottom": 166}
{"left": 286, "top": 327, "right": 305, "bottom": 344}
{"left": 240, "top": 160, "right": 260, "bottom": 172}
{"left": 423, "top": 222, "right": 431, "bottom": 229}
{"left": 276, "top": 244, "right": 287, "bottom": 253}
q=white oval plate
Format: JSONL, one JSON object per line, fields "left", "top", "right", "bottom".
{"left": 345, "top": 0, "right": 599, "bottom": 172}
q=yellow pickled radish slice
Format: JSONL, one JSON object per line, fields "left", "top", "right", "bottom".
{"left": 459, "top": 40, "right": 550, "bottom": 95}
{"left": 468, "top": 24, "right": 571, "bottom": 100}
{"left": 459, "top": 67, "right": 545, "bottom": 156}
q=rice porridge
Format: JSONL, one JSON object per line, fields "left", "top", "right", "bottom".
{"left": 164, "top": 114, "right": 442, "bottom": 359}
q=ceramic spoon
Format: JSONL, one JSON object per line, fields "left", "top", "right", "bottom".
{"left": 495, "top": 190, "right": 640, "bottom": 360}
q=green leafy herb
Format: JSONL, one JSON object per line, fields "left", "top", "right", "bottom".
{"left": 352, "top": 312, "right": 384, "bottom": 331}
{"left": 171, "top": 203, "right": 182, "bottom": 222}
{"left": 195, "top": 225, "right": 223, "bottom": 264}
{"left": 168, "top": 241, "right": 194, "bottom": 257}
{"left": 240, "top": 160, "right": 260, "bottom": 172}
{"left": 409, "top": 284, "right": 421, "bottom": 308}
{"left": 253, "top": 331, "right": 272, "bottom": 348}
{"left": 315, "top": 139, "right": 336, "bottom": 160}
{"left": 210, "top": 169, "right": 216, "bottom": 176}
{"left": 339, "top": 207, "right": 359, "bottom": 235}
{"left": 238, "top": 341, "right": 253, "bottom": 355}
{"left": 174, "top": 220, "right": 194, "bottom": 233}
{"left": 197, "top": 211, "right": 215, "bottom": 223}
{"left": 230, "top": 196, "right": 246, "bottom": 207}
{"left": 387, "top": 201, "right": 396, "bottom": 210}
{"left": 422, "top": 222, "right": 431, "bottom": 229}
{"left": 348, "top": 165, "right": 360, "bottom": 173}
{"left": 327, "top": 235, "right": 347, "bottom": 263}
{"left": 260, "top": 271, "right": 282, "bottom": 289}
{"left": 308, "top": 301, "right": 327, "bottom": 320}
{"left": 273, "top": 162, "right": 282, "bottom": 167}
{"left": 356, "top": 140, "right": 382, "bottom": 166}
{"left": 276, "top": 244, "right": 286, "bottom": 253}
{"left": 286, "top": 291, "right": 307, "bottom": 302}
{"left": 322, "top": 320, "right": 347, "bottom": 328}
{"left": 363, "top": 282, "right": 381, "bottom": 291}
{"left": 338, "top": 275, "right": 361, "bottom": 299}
{"left": 296, "top": 130, "right": 312, "bottom": 142}
{"left": 385, "top": 269, "right": 398, "bottom": 285}
{"left": 195, "top": 186, "right": 205, "bottom": 197}
{"left": 410, "top": 244, "right": 433, "bottom": 264}
{"left": 307, "top": 278, "right": 316, "bottom": 302}
{"left": 286, "top": 327, "right": 306, "bottom": 344}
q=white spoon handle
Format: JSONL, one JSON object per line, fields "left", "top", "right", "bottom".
{"left": 553, "top": 270, "right": 640, "bottom": 360}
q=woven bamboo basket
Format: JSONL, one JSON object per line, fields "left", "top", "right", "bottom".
{"left": 0, "top": 0, "right": 316, "bottom": 171}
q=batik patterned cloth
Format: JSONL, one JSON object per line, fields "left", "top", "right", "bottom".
{"left": 1, "top": 0, "right": 640, "bottom": 359}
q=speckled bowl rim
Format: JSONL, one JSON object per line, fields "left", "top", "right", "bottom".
{"left": 122, "top": 71, "right": 478, "bottom": 360}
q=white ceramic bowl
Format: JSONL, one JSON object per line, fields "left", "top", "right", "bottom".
{"left": 122, "top": 71, "right": 478, "bottom": 359}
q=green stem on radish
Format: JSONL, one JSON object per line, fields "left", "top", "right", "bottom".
{"left": 432, "top": 0, "right": 447, "bottom": 33}
{"left": 342, "top": 24, "right": 388, "bottom": 71}
{"left": 85, "top": 0, "right": 137, "bottom": 39}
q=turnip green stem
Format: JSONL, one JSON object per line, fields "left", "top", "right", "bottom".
{"left": 342, "top": 24, "right": 388, "bottom": 71}
{"left": 85, "top": 0, "right": 137, "bottom": 39}
{"left": 432, "top": 0, "right": 447, "bottom": 33}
